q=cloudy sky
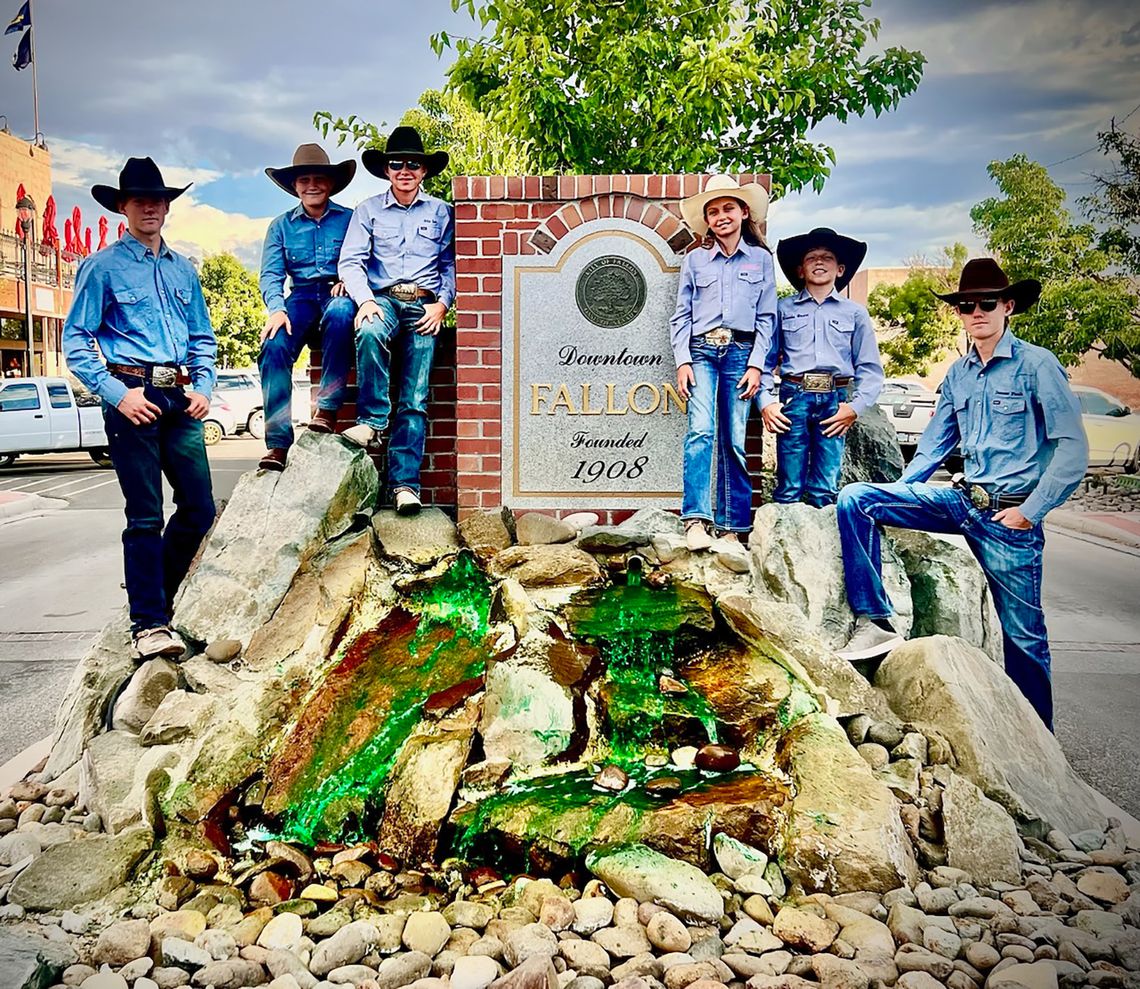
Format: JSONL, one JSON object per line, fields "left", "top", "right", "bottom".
{"left": 3, "top": 0, "right": 1137, "bottom": 272}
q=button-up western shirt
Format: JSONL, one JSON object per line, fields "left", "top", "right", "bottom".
{"left": 259, "top": 200, "right": 353, "bottom": 313}
{"left": 761, "top": 288, "right": 885, "bottom": 416}
{"left": 63, "top": 232, "right": 216, "bottom": 407}
{"left": 669, "top": 239, "right": 777, "bottom": 370}
{"left": 902, "top": 331, "right": 1088, "bottom": 524}
{"left": 338, "top": 188, "right": 456, "bottom": 309}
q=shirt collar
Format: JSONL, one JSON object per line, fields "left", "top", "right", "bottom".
{"left": 119, "top": 230, "right": 172, "bottom": 260}
{"left": 966, "top": 329, "right": 1016, "bottom": 366}
{"left": 382, "top": 187, "right": 426, "bottom": 209}
{"left": 710, "top": 238, "right": 759, "bottom": 260}
{"left": 793, "top": 287, "right": 842, "bottom": 305}
{"left": 289, "top": 200, "right": 347, "bottom": 222}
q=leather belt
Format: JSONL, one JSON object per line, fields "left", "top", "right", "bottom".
{"left": 108, "top": 363, "right": 190, "bottom": 388}
{"left": 783, "top": 372, "right": 853, "bottom": 392}
{"left": 952, "top": 474, "right": 1029, "bottom": 511}
{"left": 382, "top": 282, "right": 437, "bottom": 303}
{"left": 699, "top": 328, "right": 755, "bottom": 346}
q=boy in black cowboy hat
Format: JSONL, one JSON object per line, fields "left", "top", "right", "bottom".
{"left": 337, "top": 125, "right": 455, "bottom": 515}
{"left": 761, "top": 227, "right": 885, "bottom": 506}
{"left": 835, "top": 258, "right": 1088, "bottom": 730}
{"left": 63, "top": 157, "right": 217, "bottom": 659}
{"left": 257, "top": 143, "right": 358, "bottom": 471}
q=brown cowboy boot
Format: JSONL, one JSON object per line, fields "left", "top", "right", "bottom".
{"left": 259, "top": 448, "right": 288, "bottom": 472}
{"left": 308, "top": 408, "right": 338, "bottom": 433}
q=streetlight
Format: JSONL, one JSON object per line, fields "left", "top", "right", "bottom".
{"left": 15, "top": 194, "right": 36, "bottom": 376}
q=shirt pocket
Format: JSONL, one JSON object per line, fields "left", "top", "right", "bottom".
{"left": 824, "top": 313, "right": 856, "bottom": 350}
{"left": 952, "top": 394, "right": 971, "bottom": 440}
{"left": 781, "top": 312, "right": 812, "bottom": 346}
{"left": 990, "top": 392, "right": 1029, "bottom": 443}
{"left": 174, "top": 286, "right": 193, "bottom": 307}
{"left": 415, "top": 218, "right": 444, "bottom": 248}
{"left": 113, "top": 287, "right": 151, "bottom": 322}
{"left": 692, "top": 270, "right": 721, "bottom": 323}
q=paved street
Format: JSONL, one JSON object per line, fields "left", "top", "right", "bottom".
{"left": 1, "top": 453, "right": 1138, "bottom": 817}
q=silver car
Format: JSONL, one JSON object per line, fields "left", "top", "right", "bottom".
{"left": 215, "top": 369, "right": 265, "bottom": 440}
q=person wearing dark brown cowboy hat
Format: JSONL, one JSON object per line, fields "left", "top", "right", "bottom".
{"left": 63, "top": 157, "right": 217, "bottom": 660}
{"left": 761, "top": 227, "right": 884, "bottom": 507}
{"left": 337, "top": 125, "right": 455, "bottom": 515}
{"left": 835, "top": 257, "right": 1088, "bottom": 730}
{"left": 257, "top": 143, "right": 358, "bottom": 472}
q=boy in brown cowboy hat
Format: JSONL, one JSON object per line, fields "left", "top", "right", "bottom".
{"left": 257, "top": 143, "right": 358, "bottom": 471}
{"left": 63, "top": 157, "right": 217, "bottom": 659}
{"left": 337, "top": 125, "right": 455, "bottom": 515}
{"left": 835, "top": 257, "right": 1088, "bottom": 730}
{"left": 761, "top": 227, "right": 884, "bottom": 506}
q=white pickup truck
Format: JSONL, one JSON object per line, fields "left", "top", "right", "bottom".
{"left": 0, "top": 376, "right": 112, "bottom": 468}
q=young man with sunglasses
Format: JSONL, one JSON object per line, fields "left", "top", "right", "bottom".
{"left": 834, "top": 258, "right": 1087, "bottom": 730}
{"left": 337, "top": 126, "right": 455, "bottom": 515}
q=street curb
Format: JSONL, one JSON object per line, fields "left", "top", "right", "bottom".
{"left": 0, "top": 492, "right": 67, "bottom": 523}
{"left": 1045, "top": 510, "right": 1140, "bottom": 550}
{"left": 0, "top": 736, "right": 49, "bottom": 793}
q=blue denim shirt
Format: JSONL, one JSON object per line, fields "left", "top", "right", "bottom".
{"left": 669, "top": 240, "right": 777, "bottom": 370}
{"left": 259, "top": 201, "right": 353, "bottom": 313}
{"left": 63, "top": 233, "right": 216, "bottom": 407}
{"left": 903, "top": 330, "right": 1088, "bottom": 523}
{"left": 338, "top": 189, "right": 456, "bottom": 309}
{"left": 760, "top": 289, "right": 885, "bottom": 416}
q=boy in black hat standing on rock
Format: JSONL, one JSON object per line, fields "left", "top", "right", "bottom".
{"left": 760, "top": 227, "right": 885, "bottom": 507}
{"left": 337, "top": 126, "right": 455, "bottom": 515}
{"left": 63, "top": 158, "right": 217, "bottom": 659}
{"left": 258, "top": 144, "right": 358, "bottom": 472}
{"left": 834, "top": 258, "right": 1088, "bottom": 731}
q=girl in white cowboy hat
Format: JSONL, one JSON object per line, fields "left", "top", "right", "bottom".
{"left": 669, "top": 175, "right": 777, "bottom": 551}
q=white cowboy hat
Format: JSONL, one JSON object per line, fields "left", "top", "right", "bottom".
{"left": 680, "top": 174, "right": 770, "bottom": 237}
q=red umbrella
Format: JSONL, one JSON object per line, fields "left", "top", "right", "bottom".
{"left": 84, "top": 227, "right": 92, "bottom": 255}
{"left": 64, "top": 218, "right": 74, "bottom": 253}
{"left": 117, "top": 221, "right": 125, "bottom": 240}
{"left": 97, "top": 216, "right": 108, "bottom": 251}
{"left": 42, "top": 195, "right": 58, "bottom": 248}
{"left": 14, "top": 183, "right": 27, "bottom": 239}
{"left": 71, "top": 206, "right": 82, "bottom": 254}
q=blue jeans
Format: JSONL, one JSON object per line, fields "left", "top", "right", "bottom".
{"left": 103, "top": 379, "right": 216, "bottom": 634}
{"left": 681, "top": 339, "right": 754, "bottom": 532}
{"left": 355, "top": 296, "right": 436, "bottom": 494}
{"left": 773, "top": 384, "right": 848, "bottom": 507}
{"left": 257, "top": 287, "right": 355, "bottom": 450}
{"left": 837, "top": 481, "right": 1054, "bottom": 729}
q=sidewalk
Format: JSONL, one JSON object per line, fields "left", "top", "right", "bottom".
{"left": 0, "top": 490, "right": 66, "bottom": 523}
{"left": 1046, "top": 508, "right": 1140, "bottom": 551}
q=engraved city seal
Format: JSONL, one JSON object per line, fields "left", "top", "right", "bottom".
{"left": 575, "top": 255, "right": 647, "bottom": 328}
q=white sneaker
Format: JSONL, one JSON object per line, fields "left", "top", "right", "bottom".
{"left": 394, "top": 488, "right": 422, "bottom": 516}
{"left": 341, "top": 423, "right": 375, "bottom": 447}
{"left": 836, "top": 617, "right": 904, "bottom": 662}
{"left": 133, "top": 626, "right": 185, "bottom": 660}
{"left": 685, "top": 520, "right": 714, "bottom": 551}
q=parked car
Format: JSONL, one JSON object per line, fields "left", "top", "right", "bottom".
{"left": 875, "top": 379, "right": 939, "bottom": 449}
{"left": 202, "top": 395, "right": 237, "bottom": 446}
{"left": 0, "top": 376, "right": 110, "bottom": 467}
{"left": 1073, "top": 385, "right": 1140, "bottom": 472}
{"left": 293, "top": 372, "right": 314, "bottom": 425}
{"left": 215, "top": 369, "right": 264, "bottom": 439}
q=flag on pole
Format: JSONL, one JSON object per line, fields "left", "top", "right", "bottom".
{"left": 12, "top": 26, "right": 30, "bottom": 69}
{"left": 5, "top": 1, "right": 29, "bottom": 35}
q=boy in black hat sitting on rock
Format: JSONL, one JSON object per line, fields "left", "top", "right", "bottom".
{"left": 760, "top": 227, "right": 885, "bottom": 507}
{"left": 337, "top": 126, "right": 455, "bottom": 516}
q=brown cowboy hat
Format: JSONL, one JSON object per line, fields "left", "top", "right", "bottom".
{"left": 777, "top": 227, "right": 867, "bottom": 293}
{"left": 935, "top": 257, "right": 1041, "bottom": 314}
{"left": 91, "top": 157, "right": 190, "bottom": 213}
{"left": 362, "top": 126, "right": 449, "bottom": 180}
{"left": 680, "top": 174, "right": 770, "bottom": 238}
{"left": 265, "top": 144, "right": 356, "bottom": 197}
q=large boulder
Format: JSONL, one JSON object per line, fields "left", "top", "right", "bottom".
{"left": 111, "top": 658, "right": 180, "bottom": 734}
{"left": 586, "top": 842, "right": 724, "bottom": 921}
{"left": 777, "top": 713, "right": 919, "bottom": 894}
{"left": 373, "top": 507, "right": 460, "bottom": 566}
{"left": 941, "top": 771, "right": 1021, "bottom": 885}
{"left": 875, "top": 636, "right": 1107, "bottom": 834}
{"left": 750, "top": 503, "right": 912, "bottom": 649}
{"left": 839, "top": 404, "right": 905, "bottom": 487}
{"left": 480, "top": 652, "right": 575, "bottom": 768}
{"left": 0, "top": 928, "right": 76, "bottom": 987}
{"left": 489, "top": 545, "right": 604, "bottom": 588}
{"left": 173, "top": 431, "right": 377, "bottom": 647}
{"left": 79, "top": 730, "right": 182, "bottom": 836}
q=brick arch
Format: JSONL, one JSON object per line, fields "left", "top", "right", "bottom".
{"left": 530, "top": 194, "right": 698, "bottom": 256}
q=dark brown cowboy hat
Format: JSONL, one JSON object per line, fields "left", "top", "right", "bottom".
{"left": 91, "top": 157, "right": 190, "bottom": 214}
{"left": 777, "top": 227, "right": 867, "bottom": 293}
{"left": 265, "top": 144, "right": 356, "bottom": 197}
{"left": 935, "top": 257, "right": 1041, "bottom": 314}
{"left": 362, "top": 126, "right": 449, "bottom": 180}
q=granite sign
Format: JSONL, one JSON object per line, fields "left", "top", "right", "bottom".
{"left": 501, "top": 220, "right": 688, "bottom": 509}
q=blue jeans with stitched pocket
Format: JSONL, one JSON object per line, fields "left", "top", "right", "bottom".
{"left": 772, "top": 383, "right": 848, "bottom": 506}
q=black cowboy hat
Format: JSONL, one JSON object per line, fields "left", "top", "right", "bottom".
{"left": 91, "top": 157, "right": 190, "bottom": 214}
{"left": 362, "top": 126, "right": 449, "bottom": 180}
{"left": 777, "top": 227, "right": 868, "bottom": 293}
{"left": 935, "top": 257, "right": 1041, "bottom": 315}
{"left": 266, "top": 143, "right": 356, "bottom": 197}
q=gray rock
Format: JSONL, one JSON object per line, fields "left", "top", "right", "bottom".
{"left": 560, "top": 938, "right": 611, "bottom": 978}
{"left": 839, "top": 404, "right": 905, "bottom": 487}
{"left": 443, "top": 901, "right": 494, "bottom": 930}
{"left": 772, "top": 908, "right": 839, "bottom": 953}
{"left": 646, "top": 913, "right": 691, "bottom": 954}
{"left": 457, "top": 508, "right": 515, "bottom": 560}
{"left": 374, "top": 508, "right": 460, "bottom": 565}
{"left": 0, "top": 928, "right": 73, "bottom": 989}
{"left": 988, "top": 961, "right": 1059, "bottom": 989}
{"left": 92, "top": 918, "right": 152, "bottom": 966}
{"left": 194, "top": 928, "right": 237, "bottom": 961}
{"left": 516, "top": 513, "right": 577, "bottom": 546}
{"left": 140, "top": 690, "right": 214, "bottom": 746}
{"left": 593, "top": 926, "right": 653, "bottom": 959}
{"left": 310, "top": 921, "right": 380, "bottom": 976}
{"left": 489, "top": 956, "right": 559, "bottom": 989}
{"left": 78, "top": 973, "right": 129, "bottom": 989}
{"left": 921, "top": 926, "right": 962, "bottom": 960}
{"left": 8, "top": 827, "right": 152, "bottom": 910}
{"left": 204, "top": 638, "right": 243, "bottom": 663}
{"left": 577, "top": 508, "right": 682, "bottom": 553}
{"left": 894, "top": 944, "right": 953, "bottom": 981}
{"left": 713, "top": 834, "right": 768, "bottom": 880}
{"left": 375, "top": 951, "right": 433, "bottom": 989}
{"left": 265, "top": 949, "right": 318, "bottom": 988}
{"left": 0, "top": 831, "right": 42, "bottom": 866}
{"left": 505, "top": 924, "right": 559, "bottom": 967}
{"left": 189, "top": 958, "right": 266, "bottom": 988}
{"left": 488, "top": 545, "right": 604, "bottom": 588}
{"left": 402, "top": 912, "right": 452, "bottom": 957}
{"left": 78, "top": 730, "right": 179, "bottom": 835}
{"left": 894, "top": 974, "right": 944, "bottom": 989}
{"left": 811, "top": 954, "right": 870, "bottom": 989}
{"left": 942, "top": 773, "right": 1022, "bottom": 885}
{"left": 586, "top": 843, "right": 724, "bottom": 922}
{"left": 162, "top": 936, "right": 213, "bottom": 970}
{"left": 572, "top": 898, "right": 615, "bottom": 935}
{"left": 452, "top": 956, "right": 503, "bottom": 989}
{"left": 480, "top": 656, "right": 573, "bottom": 767}
{"left": 111, "top": 658, "right": 180, "bottom": 733}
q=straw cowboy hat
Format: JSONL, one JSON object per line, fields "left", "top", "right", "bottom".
{"left": 265, "top": 144, "right": 357, "bottom": 197}
{"left": 680, "top": 175, "right": 770, "bottom": 238}
{"left": 362, "top": 126, "right": 450, "bottom": 180}
{"left": 935, "top": 258, "right": 1041, "bottom": 315}
{"left": 777, "top": 227, "right": 868, "bottom": 293}
{"left": 91, "top": 157, "right": 190, "bottom": 213}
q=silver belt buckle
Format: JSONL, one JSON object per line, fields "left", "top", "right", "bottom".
{"left": 151, "top": 366, "right": 178, "bottom": 388}
{"left": 704, "top": 328, "right": 732, "bottom": 346}
{"left": 390, "top": 282, "right": 418, "bottom": 302}
{"left": 802, "top": 371, "right": 834, "bottom": 392}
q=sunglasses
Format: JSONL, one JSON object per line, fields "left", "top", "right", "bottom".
{"left": 956, "top": 297, "right": 1002, "bottom": 314}
{"left": 387, "top": 160, "right": 426, "bottom": 172}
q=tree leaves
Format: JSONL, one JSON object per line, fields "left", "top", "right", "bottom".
{"left": 199, "top": 254, "right": 264, "bottom": 370}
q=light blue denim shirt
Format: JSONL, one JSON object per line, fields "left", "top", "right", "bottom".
{"left": 760, "top": 288, "right": 885, "bottom": 415}
{"left": 902, "top": 330, "right": 1089, "bottom": 523}
{"left": 669, "top": 240, "right": 777, "bottom": 370}
{"left": 259, "top": 201, "right": 353, "bottom": 313}
{"left": 63, "top": 232, "right": 216, "bottom": 407}
{"left": 338, "top": 188, "right": 456, "bottom": 309}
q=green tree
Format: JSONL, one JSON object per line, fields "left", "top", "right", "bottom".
{"left": 971, "top": 154, "right": 1140, "bottom": 374}
{"left": 867, "top": 244, "right": 967, "bottom": 375}
{"left": 199, "top": 253, "right": 264, "bottom": 369}
{"left": 316, "top": 88, "right": 534, "bottom": 200}
{"left": 430, "top": 0, "right": 925, "bottom": 195}
{"left": 1080, "top": 123, "right": 1140, "bottom": 274}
